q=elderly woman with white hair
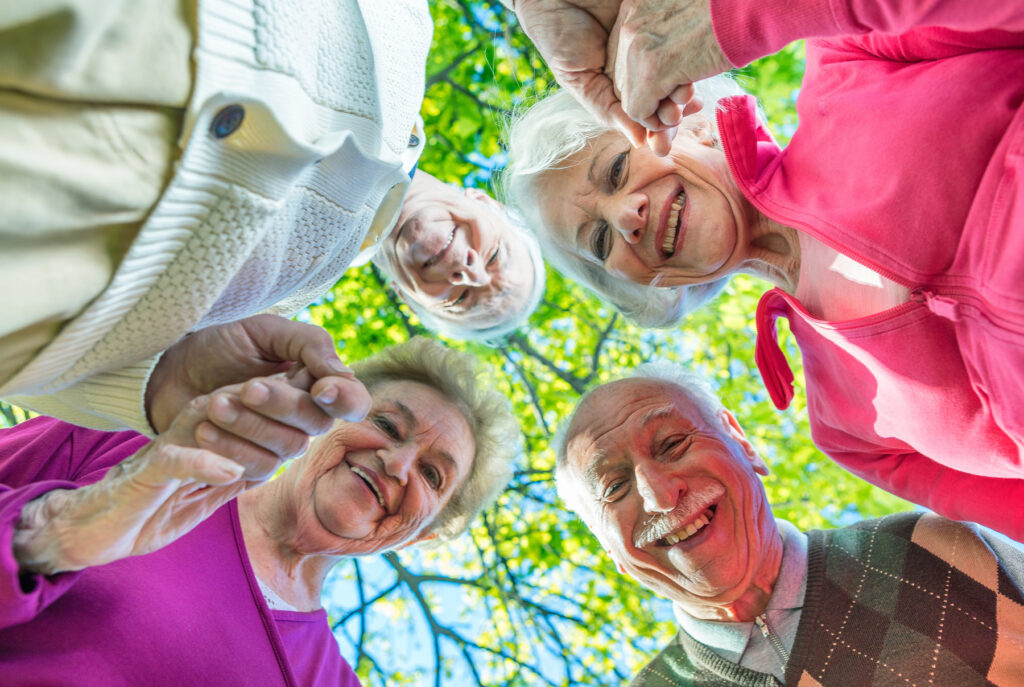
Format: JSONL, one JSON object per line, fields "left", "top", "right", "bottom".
{"left": 0, "top": 338, "right": 518, "bottom": 685}
{"left": 503, "top": 3, "right": 1024, "bottom": 540}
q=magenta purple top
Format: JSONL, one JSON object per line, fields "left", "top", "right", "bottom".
{"left": 0, "top": 416, "right": 361, "bottom": 686}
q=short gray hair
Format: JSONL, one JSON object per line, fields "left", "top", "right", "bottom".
{"left": 502, "top": 75, "right": 750, "bottom": 328}
{"left": 553, "top": 361, "right": 725, "bottom": 511}
{"left": 351, "top": 337, "right": 520, "bottom": 541}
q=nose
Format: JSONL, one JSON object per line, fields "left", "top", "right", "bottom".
{"left": 448, "top": 249, "right": 491, "bottom": 286}
{"left": 635, "top": 463, "right": 683, "bottom": 513}
{"left": 611, "top": 192, "right": 648, "bottom": 245}
{"left": 380, "top": 444, "right": 417, "bottom": 485}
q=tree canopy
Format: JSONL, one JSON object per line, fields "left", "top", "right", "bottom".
{"left": 1, "top": 2, "right": 909, "bottom": 684}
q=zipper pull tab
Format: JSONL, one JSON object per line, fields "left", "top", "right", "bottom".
{"left": 912, "top": 289, "right": 961, "bottom": 322}
{"left": 755, "top": 614, "right": 771, "bottom": 638}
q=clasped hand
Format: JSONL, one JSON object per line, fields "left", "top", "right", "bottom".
{"left": 14, "top": 316, "right": 368, "bottom": 574}
{"left": 515, "top": 0, "right": 731, "bottom": 155}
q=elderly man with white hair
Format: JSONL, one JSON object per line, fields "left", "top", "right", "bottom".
{"left": 555, "top": 365, "right": 1024, "bottom": 686}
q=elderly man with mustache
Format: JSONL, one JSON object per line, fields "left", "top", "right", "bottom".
{"left": 555, "top": 365, "right": 1024, "bottom": 686}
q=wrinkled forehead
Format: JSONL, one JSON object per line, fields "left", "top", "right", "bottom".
{"left": 564, "top": 379, "right": 696, "bottom": 473}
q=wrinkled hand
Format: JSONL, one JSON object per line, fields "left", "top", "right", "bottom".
{"left": 13, "top": 374, "right": 328, "bottom": 574}
{"left": 514, "top": 0, "right": 648, "bottom": 145}
{"left": 146, "top": 314, "right": 370, "bottom": 434}
{"left": 607, "top": 0, "right": 731, "bottom": 155}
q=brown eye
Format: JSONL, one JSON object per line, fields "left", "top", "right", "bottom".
{"left": 422, "top": 463, "right": 442, "bottom": 489}
{"left": 609, "top": 152, "right": 627, "bottom": 187}
{"left": 592, "top": 223, "right": 611, "bottom": 262}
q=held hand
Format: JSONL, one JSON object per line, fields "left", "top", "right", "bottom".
{"left": 514, "top": 0, "right": 648, "bottom": 146}
{"left": 13, "top": 374, "right": 334, "bottom": 574}
{"left": 146, "top": 314, "right": 371, "bottom": 434}
{"left": 606, "top": 0, "right": 731, "bottom": 155}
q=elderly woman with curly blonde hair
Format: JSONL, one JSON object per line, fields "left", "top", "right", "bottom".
{"left": 0, "top": 338, "right": 518, "bottom": 685}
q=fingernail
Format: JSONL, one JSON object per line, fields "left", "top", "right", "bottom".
{"left": 212, "top": 396, "right": 239, "bottom": 423}
{"left": 326, "top": 359, "right": 348, "bottom": 374}
{"left": 316, "top": 387, "right": 339, "bottom": 405}
{"left": 242, "top": 382, "right": 270, "bottom": 406}
{"left": 197, "top": 423, "right": 219, "bottom": 444}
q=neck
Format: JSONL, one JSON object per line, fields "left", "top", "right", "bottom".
{"left": 739, "top": 213, "right": 801, "bottom": 293}
{"left": 677, "top": 528, "right": 785, "bottom": 622}
{"left": 238, "top": 479, "right": 337, "bottom": 612}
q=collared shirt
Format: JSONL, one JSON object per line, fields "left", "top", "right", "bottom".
{"left": 675, "top": 519, "right": 806, "bottom": 683}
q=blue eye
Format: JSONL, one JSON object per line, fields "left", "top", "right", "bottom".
{"left": 592, "top": 222, "right": 611, "bottom": 262}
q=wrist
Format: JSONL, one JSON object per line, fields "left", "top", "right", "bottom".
{"left": 12, "top": 490, "right": 77, "bottom": 575}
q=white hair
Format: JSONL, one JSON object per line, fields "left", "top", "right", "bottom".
{"left": 553, "top": 361, "right": 725, "bottom": 512}
{"left": 502, "top": 75, "right": 753, "bottom": 328}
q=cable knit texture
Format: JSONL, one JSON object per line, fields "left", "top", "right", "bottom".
{"left": 1, "top": 0, "right": 431, "bottom": 434}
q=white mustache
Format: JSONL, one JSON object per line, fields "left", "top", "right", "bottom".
{"left": 633, "top": 484, "right": 723, "bottom": 548}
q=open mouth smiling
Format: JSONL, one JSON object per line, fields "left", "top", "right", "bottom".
{"left": 423, "top": 227, "right": 456, "bottom": 268}
{"left": 661, "top": 189, "right": 687, "bottom": 258}
{"left": 654, "top": 505, "right": 716, "bottom": 546}
{"left": 350, "top": 465, "right": 387, "bottom": 511}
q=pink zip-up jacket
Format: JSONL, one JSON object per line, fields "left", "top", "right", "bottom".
{"left": 710, "top": 0, "right": 1024, "bottom": 537}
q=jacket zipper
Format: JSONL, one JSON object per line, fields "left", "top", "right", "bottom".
{"left": 754, "top": 613, "right": 790, "bottom": 669}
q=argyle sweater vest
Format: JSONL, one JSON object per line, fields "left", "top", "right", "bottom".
{"left": 632, "top": 513, "right": 1024, "bottom": 686}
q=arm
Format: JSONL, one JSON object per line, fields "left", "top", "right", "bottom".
{"left": 712, "top": 0, "right": 1024, "bottom": 68}
{"left": 831, "top": 447, "right": 1024, "bottom": 543}
{"left": 1, "top": 371, "right": 335, "bottom": 629}
{"left": 5, "top": 314, "right": 371, "bottom": 437}
{"left": 601, "top": 0, "right": 1024, "bottom": 148}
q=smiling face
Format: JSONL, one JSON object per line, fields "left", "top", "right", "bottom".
{"left": 561, "top": 378, "right": 780, "bottom": 618}
{"left": 376, "top": 172, "right": 536, "bottom": 331}
{"left": 535, "top": 119, "right": 753, "bottom": 288}
{"left": 295, "top": 380, "right": 475, "bottom": 555}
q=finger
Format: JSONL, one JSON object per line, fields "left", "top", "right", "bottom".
{"left": 656, "top": 99, "right": 683, "bottom": 128}
{"left": 310, "top": 374, "right": 371, "bottom": 422}
{"left": 145, "top": 442, "right": 247, "bottom": 486}
{"left": 569, "top": 70, "right": 647, "bottom": 147}
{"left": 194, "top": 421, "right": 290, "bottom": 481}
{"left": 209, "top": 386, "right": 323, "bottom": 451}
{"left": 238, "top": 376, "right": 335, "bottom": 435}
{"left": 647, "top": 128, "right": 677, "bottom": 157}
{"left": 245, "top": 316, "right": 351, "bottom": 384}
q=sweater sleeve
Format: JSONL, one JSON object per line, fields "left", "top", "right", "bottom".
{"left": 712, "top": 0, "right": 1024, "bottom": 67}
{"left": 0, "top": 417, "right": 150, "bottom": 629}
{"left": 829, "top": 446, "right": 1024, "bottom": 543}
{"left": 4, "top": 356, "right": 161, "bottom": 436}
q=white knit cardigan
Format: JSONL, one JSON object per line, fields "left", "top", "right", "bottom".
{"left": 2, "top": 0, "right": 431, "bottom": 433}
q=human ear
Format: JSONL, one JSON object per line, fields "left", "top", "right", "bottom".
{"left": 464, "top": 187, "right": 504, "bottom": 213}
{"left": 721, "top": 410, "right": 769, "bottom": 475}
{"left": 682, "top": 115, "right": 716, "bottom": 148}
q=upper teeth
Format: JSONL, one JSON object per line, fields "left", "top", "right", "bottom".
{"left": 423, "top": 228, "right": 455, "bottom": 267}
{"left": 663, "top": 190, "right": 686, "bottom": 255}
{"left": 662, "top": 509, "right": 712, "bottom": 545}
{"left": 351, "top": 466, "right": 385, "bottom": 509}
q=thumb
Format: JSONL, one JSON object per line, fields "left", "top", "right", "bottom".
{"left": 311, "top": 374, "right": 372, "bottom": 422}
{"left": 247, "top": 316, "right": 351, "bottom": 382}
